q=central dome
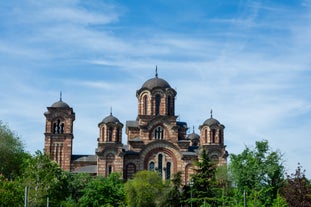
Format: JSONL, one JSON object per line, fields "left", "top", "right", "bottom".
{"left": 101, "top": 113, "right": 120, "bottom": 124}
{"left": 51, "top": 100, "right": 70, "bottom": 108}
{"left": 141, "top": 77, "right": 171, "bottom": 90}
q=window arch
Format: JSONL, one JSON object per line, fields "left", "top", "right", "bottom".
{"left": 166, "top": 162, "right": 171, "bottom": 180}
{"left": 158, "top": 154, "right": 163, "bottom": 177}
{"left": 154, "top": 126, "right": 164, "bottom": 140}
{"left": 143, "top": 95, "right": 148, "bottom": 115}
{"left": 108, "top": 165, "right": 113, "bottom": 175}
{"left": 149, "top": 161, "right": 155, "bottom": 171}
{"left": 204, "top": 129, "right": 208, "bottom": 143}
{"left": 155, "top": 94, "right": 161, "bottom": 115}
{"left": 211, "top": 129, "right": 216, "bottom": 143}
{"left": 108, "top": 127, "right": 113, "bottom": 142}
{"left": 116, "top": 128, "right": 120, "bottom": 142}
{"left": 167, "top": 96, "right": 171, "bottom": 115}
{"left": 53, "top": 119, "right": 64, "bottom": 134}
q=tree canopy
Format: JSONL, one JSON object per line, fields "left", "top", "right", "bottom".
{"left": 0, "top": 121, "right": 28, "bottom": 178}
{"left": 229, "top": 140, "right": 285, "bottom": 206}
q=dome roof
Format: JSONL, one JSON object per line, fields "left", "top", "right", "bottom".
{"left": 141, "top": 77, "right": 171, "bottom": 90}
{"left": 51, "top": 100, "right": 70, "bottom": 108}
{"left": 187, "top": 132, "right": 200, "bottom": 140}
{"left": 203, "top": 117, "right": 220, "bottom": 126}
{"left": 202, "top": 110, "right": 222, "bottom": 126}
{"left": 101, "top": 113, "right": 121, "bottom": 124}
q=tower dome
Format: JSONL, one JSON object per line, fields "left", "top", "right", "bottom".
{"left": 202, "top": 110, "right": 221, "bottom": 126}
{"left": 141, "top": 68, "right": 171, "bottom": 90}
{"left": 100, "top": 113, "right": 121, "bottom": 124}
{"left": 51, "top": 92, "right": 70, "bottom": 108}
{"left": 187, "top": 130, "right": 200, "bottom": 140}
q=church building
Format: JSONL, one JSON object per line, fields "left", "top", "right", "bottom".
{"left": 44, "top": 70, "right": 228, "bottom": 183}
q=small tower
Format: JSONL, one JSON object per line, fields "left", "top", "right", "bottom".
{"left": 44, "top": 94, "right": 75, "bottom": 171}
{"left": 199, "top": 110, "right": 227, "bottom": 165}
{"left": 96, "top": 111, "right": 124, "bottom": 176}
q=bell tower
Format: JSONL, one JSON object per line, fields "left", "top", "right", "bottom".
{"left": 96, "top": 111, "right": 124, "bottom": 176}
{"left": 199, "top": 110, "right": 227, "bottom": 165}
{"left": 44, "top": 94, "right": 75, "bottom": 171}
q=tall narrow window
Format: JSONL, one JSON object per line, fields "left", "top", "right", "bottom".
{"left": 116, "top": 128, "right": 120, "bottom": 142}
{"left": 108, "top": 165, "right": 112, "bottom": 175}
{"left": 219, "top": 130, "right": 222, "bottom": 144}
{"left": 143, "top": 95, "right": 148, "bottom": 115}
{"left": 155, "top": 94, "right": 161, "bottom": 115}
{"left": 108, "top": 127, "right": 113, "bottom": 142}
{"left": 158, "top": 154, "right": 163, "bottom": 177}
{"left": 166, "top": 162, "right": 171, "bottom": 180}
{"left": 149, "top": 161, "right": 155, "bottom": 171}
{"left": 167, "top": 96, "right": 171, "bottom": 115}
{"left": 154, "top": 126, "right": 164, "bottom": 140}
{"left": 205, "top": 129, "right": 208, "bottom": 143}
{"left": 211, "top": 129, "right": 216, "bottom": 143}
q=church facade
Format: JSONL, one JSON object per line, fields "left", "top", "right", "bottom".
{"left": 44, "top": 72, "right": 228, "bottom": 183}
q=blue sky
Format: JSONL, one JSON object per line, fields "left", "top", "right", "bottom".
{"left": 1, "top": 0, "right": 311, "bottom": 177}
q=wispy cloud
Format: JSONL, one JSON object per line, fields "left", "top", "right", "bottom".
{"left": 0, "top": 0, "right": 311, "bottom": 177}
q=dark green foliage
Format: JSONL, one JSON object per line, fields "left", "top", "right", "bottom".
{"left": 20, "top": 151, "right": 70, "bottom": 206}
{"left": 78, "top": 173, "right": 125, "bottom": 207}
{"left": 281, "top": 163, "right": 311, "bottom": 207}
{"left": 161, "top": 171, "right": 183, "bottom": 207}
{"left": 229, "top": 140, "right": 285, "bottom": 206}
{"left": 0, "top": 121, "right": 29, "bottom": 179}
{"left": 184, "top": 149, "right": 221, "bottom": 207}
{"left": 65, "top": 172, "right": 92, "bottom": 204}
{"left": 125, "top": 170, "right": 166, "bottom": 207}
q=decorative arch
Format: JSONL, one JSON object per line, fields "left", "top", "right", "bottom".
{"left": 142, "top": 145, "right": 179, "bottom": 174}
{"left": 148, "top": 124, "right": 168, "bottom": 140}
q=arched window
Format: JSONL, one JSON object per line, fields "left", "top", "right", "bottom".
{"left": 204, "top": 129, "right": 208, "bottom": 143}
{"left": 143, "top": 95, "right": 148, "bottom": 115}
{"left": 53, "top": 119, "right": 64, "bottom": 134}
{"left": 158, "top": 154, "right": 163, "bottom": 177}
{"left": 116, "top": 128, "right": 120, "bottom": 142}
{"left": 149, "top": 161, "right": 155, "bottom": 171}
{"left": 166, "top": 162, "right": 171, "bottom": 180}
{"left": 155, "top": 94, "right": 161, "bottom": 115}
{"left": 108, "top": 127, "right": 113, "bottom": 142}
{"left": 211, "top": 129, "right": 216, "bottom": 143}
{"left": 154, "top": 126, "right": 164, "bottom": 140}
{"left": 167, "top": 96, "right": 171, "bottom": 115}
{"left": 108, "top": 165, "right": 113, "bottom": 175}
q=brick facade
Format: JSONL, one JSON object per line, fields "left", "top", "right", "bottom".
{"left": 44, "top": 73, "right": 228, "bottom": 181}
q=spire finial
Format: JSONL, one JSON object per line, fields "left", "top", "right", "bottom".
{"left": 155, "top": 65, "right": 158, "bottom": 78}
{"left": 60, "top": 91, "right": 62, "bottom": 101}
{"left": 210, "top": 109, "right": 213, "bottom": 118}
{"left": 110, "top": 107, "right": 112, "bottom": 116}
{"left": 192, "top": 126, "right": 195, "bottom": 133}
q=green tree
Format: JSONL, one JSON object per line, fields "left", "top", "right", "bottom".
{"left": 0, "top": 121, "right": 29, "bottom": 179}
{"left": 184, "top": 149, "right": 220, "bottom": 207}
{"left": 65, "top": 172, "right": 92, "bottom": 205}
{"left": 281, "top": 163, "right": 311, "bottom": 207}
{"left": 20, "top": 151, "right": 69, "bottom": 206}
{"left": 125, "top": 170, "right": 166, "bottom": 207}
{"left": 0, "top": 175, "right": 23, "bottom": 207}
{"left": 78, "top": 173, "right": 125, "bottom": 207}
{"left": 229, "top": 140, "right": 285, "bottom": 206}
{"left": 160, "top": 171, "right": 183, "bottom": 207}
